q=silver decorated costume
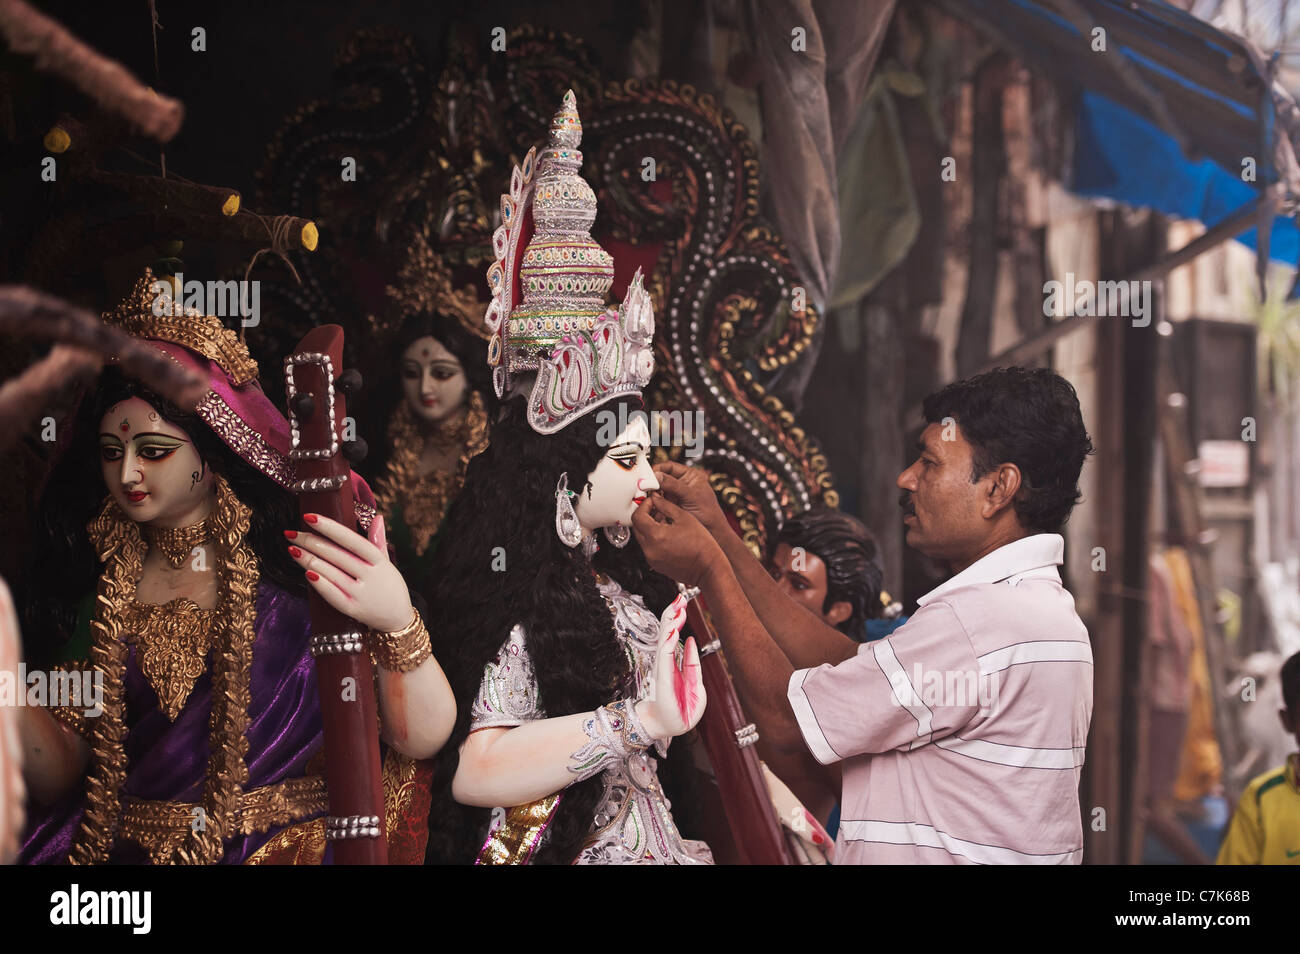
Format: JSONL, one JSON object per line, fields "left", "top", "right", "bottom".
{"left": 470, "top": 576, "right": 712, "bottom": 864}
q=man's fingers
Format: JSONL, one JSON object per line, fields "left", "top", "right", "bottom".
{"left": 631, "top": 497, "right": 659, "bottom": 534}
{"left": 653, "top": 460, "right": 691, "bottom": 479}
{"left": 648, "top": 492, "right": 690, "bottom": 524}
{"left": 656, "top": 471, "right": 689, "bottom": 502}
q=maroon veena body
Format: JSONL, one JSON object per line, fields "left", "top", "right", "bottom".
{"left": 285, "top": 325, "right": 387, "bottom": 864}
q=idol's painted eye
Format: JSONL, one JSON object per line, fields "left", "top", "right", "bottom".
{"left": 138, "top": 443, "right": 180, "bottom": 461}
{"left": 611, "top": 456, "right": 637, "bottom": 471}
{"left": 433, "top": 368, "right": 457, "bottom": 381}
{"left": 401, "top": 365, "right": 421, "bottom": 380}
{"left": 100, "top": 443, "right": 124, "bottom": 462}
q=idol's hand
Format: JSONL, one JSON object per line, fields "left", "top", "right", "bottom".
{"left": 652, "top": 460, "right": 727, "bottom": 536}
{"left": 286, "top": 512, "right": 413, "bottom": 633}
{"left": 636, "top": 593, "right": 706, "bottom": 739}
{"left": 630, "top": 491, "right": 725, "bottom": 589}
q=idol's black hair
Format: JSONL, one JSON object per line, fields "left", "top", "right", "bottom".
{"left": 922, "top": 366, "right": 1094, "bottom": 533}
{"left": 19, "top": 367, "right": 306, "bottom": 667}
{"left": 776, "top": 504, "right": 883, "bottom": 636}
{"left": 421, "top": 395, "right": 676, "bottom": 865}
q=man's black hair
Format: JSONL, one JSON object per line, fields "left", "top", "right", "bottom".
{"left": 775, "top": 504, "right": 883, "bottom": 637}
{"left": 1282, "top": 650, "right": 1300, "bottom": 713}
{"left": 922, "top": 366, "right": 1094, "bottom": 533}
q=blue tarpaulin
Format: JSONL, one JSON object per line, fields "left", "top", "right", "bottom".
{"left": 933, "top": 0, "right": 1300, "bottom": 266}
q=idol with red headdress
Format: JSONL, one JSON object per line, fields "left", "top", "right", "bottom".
{"left": 15, "top": 270, "right": 455, "bottom": 864}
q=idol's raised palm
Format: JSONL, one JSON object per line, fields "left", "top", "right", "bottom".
{"left": 637, "top": 594, "right": 707, "bottom": 739}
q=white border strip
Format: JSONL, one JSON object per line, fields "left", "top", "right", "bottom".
{"left": 787, "top": 669, "right": 841, "bottom": 765}
{"left": 978, "top": 640, "right": 1092, "bottom": 676}
{"left": 934, "top": 736, "right": 1085, "bottom": 769}
{"left": 838, "top": 820, "right": 1082, "bottom": 864}
{"left": 872, "top": 639, "right": 933, "bottom": 748}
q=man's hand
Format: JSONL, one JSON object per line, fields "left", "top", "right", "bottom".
{"left": 652, "top": 461, "right": 728, "bottom": 536}
{"left": 631, "top": 492, "right": 726, "bottom": 588}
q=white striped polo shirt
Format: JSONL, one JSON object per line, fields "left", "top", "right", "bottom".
{"left": 787, "top": 533, "right": 1093, "bottom": 864}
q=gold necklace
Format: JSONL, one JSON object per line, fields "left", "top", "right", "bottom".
{"left": 144, "top": 517, "right": 213, "bottom": 569}
{"left": 374, "top": 390, "right": 489, "bottom": 556}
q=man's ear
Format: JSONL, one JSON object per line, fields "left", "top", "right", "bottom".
{"left": 824, "top": 600, "right": 852, "bottom": 627}
{"left": 982, "top": 462, "right": 1023, "bottom": 519}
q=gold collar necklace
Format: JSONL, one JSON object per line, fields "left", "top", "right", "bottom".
{"left": 145, "top": 518, "right": 213, "bottom": 569}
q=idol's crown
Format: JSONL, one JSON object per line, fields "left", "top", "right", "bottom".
{"left": 104, "top": 268, "right": 259, "bottom": 386}
{"left": 485, "top": 90, "right": 655, "bottom": 434}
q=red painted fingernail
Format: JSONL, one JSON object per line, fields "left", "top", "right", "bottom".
{"left": 283, "top": 530, "right": 298, "bottom": 540}
{"left": 288, "top": 545, "right": 302, "bottom": 558}
{"left": 306, "top": 570, "right": 319, "bottom": 582}
{"left": 304, "top": 513, "right": 319, "bottom": 524}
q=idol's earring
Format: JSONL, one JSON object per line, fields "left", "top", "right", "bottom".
{"left": 604, "top": 523, "right": 630, "bottom": 548}
{"left": 555, "top": 473, "right": 583, "bottom": 548}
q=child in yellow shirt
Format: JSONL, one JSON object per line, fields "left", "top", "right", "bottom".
{"left": 1217, "top": 651, "right": 1300, "bottom": 864}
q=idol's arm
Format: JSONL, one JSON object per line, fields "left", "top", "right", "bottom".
{"left": 655, "top": 462, "right": 858, "bottom": 670}
{"left": 18, "top": 706, "right": 89, "bottom": 805}
{"left": 375, "top": 653, "right": 456, "bottom": 761}
{"left": 287, "top": 512, "right": 456, "bottom": 760}
{"left": 455, "top": 594, "right": 704, "bottom": 808}
{"left": 453, "top": 713, "right": 614, "bottom": 807}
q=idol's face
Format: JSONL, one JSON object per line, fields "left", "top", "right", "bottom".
{"left": 575, "top": 416, "right": 659, "bottom": 533}
{"left": 401, "top": 335, "right": 468, "bottom": 425}
{"left": 98, "top": 397, "right": 213, "bottom": 528}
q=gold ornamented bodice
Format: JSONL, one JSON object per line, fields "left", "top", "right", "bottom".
{"left": 121, "top": 597, "right": 217, "bottom": 721}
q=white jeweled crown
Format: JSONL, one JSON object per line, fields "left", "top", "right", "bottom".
{"left": 485, "top": 89, "right": 655, "bottom": 434}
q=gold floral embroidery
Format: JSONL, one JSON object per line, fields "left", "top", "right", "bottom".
{"left": 122, "top": 599, "right": 215, "bottom": 721}
{"left": 121, "top": 775, "right": 328, "bottom": 865}
{"left": 476, "top": 794, "right": 562, "bottom": 865}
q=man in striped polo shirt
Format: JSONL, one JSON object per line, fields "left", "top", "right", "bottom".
{"left": 632, "top": 366, "right": 1095, "bottom": 864}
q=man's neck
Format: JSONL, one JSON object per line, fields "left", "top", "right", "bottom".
{"left": 949, "top": 525, "right": 1032, "bottom": 575}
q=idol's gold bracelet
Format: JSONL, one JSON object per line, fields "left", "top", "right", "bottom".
{"left": 367, "top": 607, "right": 432, "bottom": 673}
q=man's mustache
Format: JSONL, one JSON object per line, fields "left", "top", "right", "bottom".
{"left": 898, "top": 492, "right": 915, "bottom": 516}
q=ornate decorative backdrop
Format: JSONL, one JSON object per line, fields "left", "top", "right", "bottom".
{"left": 256, "top": 25, "right": 836, "bottom": 554}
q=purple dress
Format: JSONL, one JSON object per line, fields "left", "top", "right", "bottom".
{"left": 20, "top": 583, "right": 331, "bottom": 864}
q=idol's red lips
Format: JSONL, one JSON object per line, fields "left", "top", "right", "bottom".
{"left": 632, "top": 495, "right": 647, "bottom": 505}
{"left": 126, "top": 490, "right": 148, "bottom": 503}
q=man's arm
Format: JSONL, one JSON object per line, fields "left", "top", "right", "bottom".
{"left": 654, "top": 463, "right": 858, "bottom": 671}
{"left": 632, "top": 493, "right": 808, "bottom": 756}
{"left": 697, "top": 557, "right": 808, "bottom": 755}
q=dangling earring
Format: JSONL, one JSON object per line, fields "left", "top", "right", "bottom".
{"left": 604, "top": 523, "right": 630, "bottom": 548}
{"left": 555, "top": 473, "right": 583, "bottom": 548}
{"left": 582, "top": 532, "right": 599, "bottom": 559}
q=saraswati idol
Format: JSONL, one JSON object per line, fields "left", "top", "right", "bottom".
{"left": 17, "top": 272, "right": 456, "bottom": 864}
{"left": 425, "top": 91, "right": 711, "bottom": 864}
